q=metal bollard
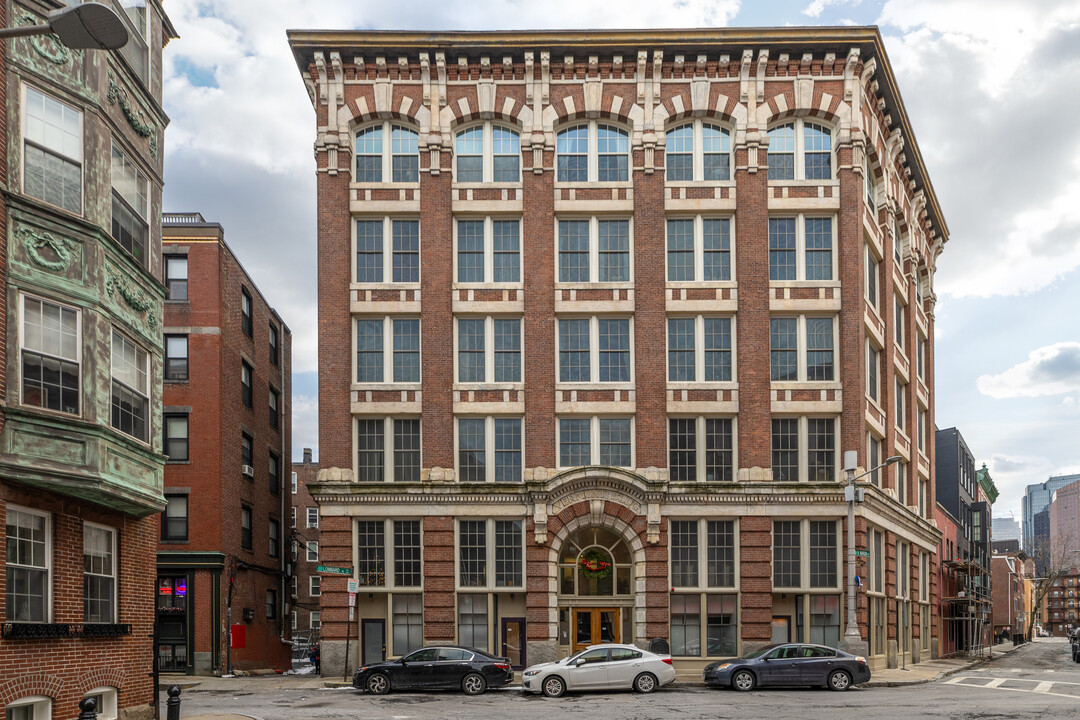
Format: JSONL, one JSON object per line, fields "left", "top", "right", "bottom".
{"left": 77, "top": 697, "right": 98, "bottom": 720}
{"left": 166, "top": 685, "right": 182, "bottom": 720}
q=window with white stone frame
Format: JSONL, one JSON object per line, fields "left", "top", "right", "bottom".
{"left": 865, "top": 242, "right": 880, "bottom": 312}
{"left": 306, "top": 540, "right": 318, "bottom": 562}
{"left": 772, "top": 519, "right": 843, "bottom": 646}
{"left": 767, "top": 120, "right": 833, "bottom": 180}
{"left": 768, "top": 215, "right": 836, "bottom": 281}
{"left": 354, "top": 122, "right": 419, "bottom": 183}
{"left": 83, "top": 686, "right": 117, "bottom": 720}
{"left": 558, "top": 416, "right": 633, "bottom": 469}
{"left": 456, "top": 417, "right": 523, "bottom": 483}
{"left": 557, "top": 317, "right": 633, "bottom": 384}
{"left": 5, "top": 507, "right": 51, "bottom": 623}
{"left": 556, "top": 217, "right": 632, "bottom": 284}
{"left": 20, "top": 294, "right": 80, "bottom": 415}
{"left": 454, "top": 123, "right": 521, "bottom": 183}
{"left": 456, "top": 519, "right": 523, "bottom": 654}
{"left": 866, "top": 338, "right": 881, "bottom": 404}
{"left": 866, "top": 432, "right": 882, "bottom": 487}
{"left": 354, "top": 218, "right": 419, "bottom": 284}
{"left": 770, "top": 417, "right": 836, "bottom": 483}
{"left": 306, "top": 507, "right": 319, "bottom": 529}
{"left": 769, "top": 316, "right": 835, "bottom": 383}
{"left": 455, "top": 317, "right": 522, "bottom": 385}
{"left": 669, "top": 519, "right": 739, "bottom": 657}
{"left": 556, "top": 122, "right": 629, "bottom": 182}
{"left": 455, "top": 217, "right": 521, "bottom": 284}
{"left": 355, "top": 417, "right": 421, "bottom": 483}
{"left": 894, "top": 293, "right": 906, "bottom": 349}
{"left": 665, "top": 217, "right": 733, "bottom": 283}
{"left": 665, "top": 121, "right": 732, "bottom": 182}
{"left": 920, "top": 551, "right": 931, "bottom": 650}
{"left": 667, "top": 316, "right": 733, "bottom": 383}
{"left": 309, "top": 575, "right": 321, "bottom": 597}
{"left": 355, "top": 317, "right": 420, "bottom": 384}
{"left": 895, "top": 377, "right": 907, "bottom": 432}
{"left": 668, "top": 417, "right": 735, "bottom": 483}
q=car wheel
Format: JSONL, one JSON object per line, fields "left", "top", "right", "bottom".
{"left": 367, "top": 673, "right": 390, "bottom": 695}
{"left": 732, "top": 669, "right": 755, "bottom": 692}
{"left": 827, "top": 670, "right": 852, "bottom": 691}
{"left": 542, "top": 675, "right": 566, "bottom": 698}
{"left": 633, "top": 672, "right": 657, "bottom": 693}
{"left": 462, "top": 673, "right": 487, "bottom": 696}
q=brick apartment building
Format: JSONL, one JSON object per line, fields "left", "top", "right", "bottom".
{"left": 991, "top": 553, "right": 1031, "bottom": 642}
{"left": 1, "top": 2, "right": 177, "bottom": 718}
{"left": 1049, "top": 478, "right": 1080, "bottom": 571}
{"left": 1046, "top": 571, "right": 1080, "bottom": 636}
{"left": 288, "top": 27, "right": 947, "bottom": 677}
{"left": 156, "top": 213, "right": 293, "bottom": 674}
{"left": 291, "top": 449, "right": 321, "bottom": 639}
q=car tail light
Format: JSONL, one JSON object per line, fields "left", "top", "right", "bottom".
{"left": 495, "top": 662, "right": 511, "bottom": 671}
{"left": 662, "top": 658, "right": 673, "bottom": 665}
{"left": 855, "top": 656, "right": 867, "bottom": 664}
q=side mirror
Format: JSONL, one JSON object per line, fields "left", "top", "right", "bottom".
{"left": 573, "top": 658, "right": 586, "bottom": 667}
{"left": 400, "top": 657, "right": 408, "bottom": 664}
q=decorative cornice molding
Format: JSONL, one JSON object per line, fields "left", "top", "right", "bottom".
{"left": 106, "top": 71, "right": 158, "bottom": 158}
{"left": 18, "top": 226, "right": 74, "bottom": 272}
{"left": 106, "top": 271, "right": 158, "bottom": 330}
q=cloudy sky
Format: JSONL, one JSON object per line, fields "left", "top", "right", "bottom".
{"left": 160, "top": 0, "right": 1080, "bottom": 523}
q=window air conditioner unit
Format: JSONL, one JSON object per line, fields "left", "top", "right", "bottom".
{"left": 242, "top": 608, "right": 254, "bottom": 622}
{"left": 242, "top": 465, "right": 254, "bottom": 477}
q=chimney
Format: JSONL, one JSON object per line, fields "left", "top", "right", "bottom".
{"left": 303, "top": 448, "right": 312, "bottom": 464}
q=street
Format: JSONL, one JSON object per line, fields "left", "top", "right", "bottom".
{"left": 165, "top": 638, "right": 1080, "bottom": 720}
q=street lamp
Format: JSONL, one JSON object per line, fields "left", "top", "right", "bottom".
{"left": 0, "top": 2, "right": 129, "bottom": 50}
{"left": 842, "top": 452, "right": 902, "bottom": 655}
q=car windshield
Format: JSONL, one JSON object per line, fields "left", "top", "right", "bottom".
{"left": 741, "top": 645, "right": 780, "bottom": 660}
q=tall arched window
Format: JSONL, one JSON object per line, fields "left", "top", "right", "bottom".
{"left": 455, "top": 123, "right": 520, "bottom": 183}
{"left": 767, "top": 120, "right": 833, "bottom": 181}
{"left": 665, "top": 121, "right": 731, "bottom": 182}
{"left": 558, "top": 526, "right": 634, "bottom": 596}
{"left": 556, "top": 122, "right": 630, "bottom": 182}
{"left": 354, "top": 122, "right": 419, "bottom": 182}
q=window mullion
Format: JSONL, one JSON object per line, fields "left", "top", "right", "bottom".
{"left": 484, "top": 124, "right": 493, "bottom": 183}
{"left": 693, "top": 121, "right": 703, "bottom": 181}
{"left": 696, "top": 416, "right": 706, "bottom": 483}
{"left": 384, "top": 417, "right": 394, "bottom": 482}
{"left": 485, "top": 316, "right": 494, "bottom": 384}
{"left": 383, "top": 217, "right": 392, "bottom": 284}
{"left": 591, "top": 416, "right": 599, "bottom": 465}
{"left": 383, "top": 316, "right": 392, "bottom": 383}
{"left": 694, "top": 215, "right": 704, "bottom": 282}
{"left": 486, "top": 416, "right": 496, "bottom": 484}
{"left": 484, "top": 217, "right": 494, "bottom": 283}
{"left": 590, "top": 317, "right": 599, "bottom": 383}
{"left": 795, "top": 120, "right": 804, "bottom": 179}
{"left": 589, "top": 217, "right": 599, "bottom": 283}
{"left": 589, "top": 122, "right": 597, "bottom": 182}
{"left": 695, "top": 315, "right": 705, "bottom": 383}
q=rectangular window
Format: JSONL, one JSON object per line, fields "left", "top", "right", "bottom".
{"left": 896, "top": 378, "right": 907, "bottom": 430}
{"left": 868, "top": 434, "right": 881, "bottom": 487}
{"left": 394, "top": 520, "right": 422, "bottom": 587}
{"left": 866, "top": 244, "right": 879, "bottom": 311}
{"left": 357, "top": 419, "right": 386, "bottom": 481}
{"left": 269, "top": 324, "right": 279, "bottom": 366}
{"left": 558, "top": 317, "right": 631, "bottom": 383}
{"left": 771, "top": 418, "right": 799, "bottom": 482}
{"left": 241, "top": 288, "right": 253, "bottom": 337}
{"left": 161, "top": 495, "right": 188, "bottom": 541}
{"left": 670, "top": 594, "right": 701, "bottom": 657}
{"left": 599, "top": 418, "right": 631, "bottom": 466}
{"left": 495, "top": 520, "right": 522, "bottom": 587}
{"left": 807, "top": 418, "right": 835, "bottom": 482}
{"left": 83, "top": 524, "right": 116, "bottom": 623}
{"left": 769, "top": 218, "right": 796, "bottom": 281}
{"left": 666, "top": 217, "right": 732, "bottom": 283}
{"left": 165, "top": 335, "right": 188, "bottom": 381}
{"left": 805, "top": 318, "right": 834, "bottom": 381}
{"left": 306, "top": 540, "right": 318, "bottom": 562}
{"left": 809, "top": 521, "right": 838, "bottom": 587}
{"left": 394, "top": 419, "right": 421, "bottom": 482}
{"left": 867, "top": 341, "right": 880, "bottom": 403}
{"left": 165, "top": 256, "right": 188, "bottom": 300}
{"left": 357, "top": 521, "right": 385, "bottom": 586}
{"left": 392, "top": 595, "right": 422, "bottom": 655}
{"left": 291, "top": 507, "right": 296, "bottom": 528}
{"left": 770, "top": 317, "right": 797, "bottom": 381}
{"left": 456, "top": 317, "right": 522, "bottom": 384}
{"left": 809, "top": 595, "right": 841, "bottom": 647}
{"left": 671, "top": 521, "right": 699, "bottom": 587}
{"left": 917, "top": 334, "right": 927, "bottom": 380}
{"left": 894, "top": 295, "right": 906, "bottom": 348}
{"left": 21, "top": 295, "right": 80, "bottom": 415}
{"left": 558, "top": 218, "right": 631, "bottom": 283}
{"left": 355, "top": 218, "right": 420, "bottom": 283}
{"left": 456, "top": 218, "right": 521, "bottom": 284}
{"left": 356, "top": 418, "right": 420, "bottom": 482}
{"left": 241, "top": 361, "right": 253, "bottom": 408}
{"left": 458, "top": 593, "right": 488, "bottom": 649}
{"left": 668, "top": 417, "right": 734, "bottom": 483}
{"left": 457, "top": 417, "right": 523, "bottom": 483}
{"left": 269, "top": 389, "right": 280, "bottom": 430}
{"left": 110, "top": 142, "right": 148, "bottom": 265}
{"left": 241, "top": 432, "right": 253, "bottom": 469}
{"left": 707, "top": 521, "right": 736, "bottom": 588}
{"left": 307, "top": 507, "right": 319, "bottom": 528}
{"left": 771, "top": 317, "right": 834, "bottom": 382}
{"left": 667, "top": 316, "right": 733, "bottom": 383}
{"left": 111, "top": 330, "right": 148, "bottom": 441}
{"left": 241, "top": 506, "right": 252, "bottom": 551}
{"left": 269, "top": 453, "right": 280, "bottom": 495}
{"left": 459, "top": 521, "right": 487, "bottom": 587}
{"left": 163, "top": 414, "right": 189, "bottom": 462}
{"left": 309, "top": 575, "right": 321, "bottom": 597}
{"left": 291, "top": 472, "right": 298, "bottom": 495}
{"left": 5, "top": 508, "right": 50, "bottom": 622}
{"left": 23, "top": 85, "right": 82, "bottom": 214}
{"left": 266, "top": 589, "right": 277, "bottom": 619}
{"left": 769, "top": 216, "right": 834, "bottom": 281}
{"left": 311, "top": 611, "right": 321, "bottom": 630}
{"left": 269, "top": 518, "right": 280, "bottom": 558}
{"left": 356, "top": 318, "right": 420, "bottom": 383}
{"left": 773, "top": 520, "right": 801, "bottom": 588}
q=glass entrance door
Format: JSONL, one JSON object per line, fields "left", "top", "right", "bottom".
{"left": 501, "top": 617, "right": 526, "bottom": 670}
{"left": 571, "top": 608, "right": 620, "bottom": 652}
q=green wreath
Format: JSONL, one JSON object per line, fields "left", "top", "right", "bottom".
{"left": 579, "top": 548, "right": 613, "bottom": 581}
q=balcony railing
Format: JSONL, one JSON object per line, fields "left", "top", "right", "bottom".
{"left": 1, "top": 623, "right": 132, "bottom": 639}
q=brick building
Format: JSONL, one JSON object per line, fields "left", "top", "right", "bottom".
{"left": 1, "top": 2, "right": 177, "bottom": 718}
{"left": 1049, "top": 478, "right": 1080, "bottom": 572}
{"left": 290, "top": 448, "right": 321, "bottom": 639}
{"left": 287, "top": 27, "right": 947, "bottom": 677}
{"left": 991, "top": 553, "right": 1031, "bottom": 642}
{"left": 1045, "top": 570, "right": 1080, "bottom": 636}
{"left": 155, "top": 212, "right": 293, "bottom": 674}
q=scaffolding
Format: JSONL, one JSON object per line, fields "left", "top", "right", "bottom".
{"left": 942, "top": 557, "right": 991, "bottom": 657}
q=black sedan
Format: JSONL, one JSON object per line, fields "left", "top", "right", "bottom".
{"left": 353, "top": 646, "right": 514, "bottom": 695}
{"left": 703, "top": 643, "right": 871, "bottom": 691}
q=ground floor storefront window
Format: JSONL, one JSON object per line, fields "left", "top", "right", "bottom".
{"left": 670, "top": 594, "right": 737, "bottom": 657}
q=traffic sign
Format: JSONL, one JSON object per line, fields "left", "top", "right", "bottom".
{"left": 854, "top": 550, "right": 870, "bottom": 557}
{"left": 347, "top": 580, "right": 359, "bottom": 593}
{"left": 317, "top": 565, "right": 352, "bottom": 575}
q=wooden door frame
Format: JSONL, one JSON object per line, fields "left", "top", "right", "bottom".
{"left": 501, "top": 616, "right": 526, "bottom": 670}
{"left": 571, "top": 607, "right": 620, "bottom": 652}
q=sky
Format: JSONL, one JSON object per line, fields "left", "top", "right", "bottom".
{"left": 159, "top": 0, "right": 1080, "bottom": 525}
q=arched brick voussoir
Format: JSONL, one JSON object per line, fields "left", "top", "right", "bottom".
{"left": 540, "top": 99, "right": 646, "bottom": 143}
{"left": 654, "top": 91, "right": 746, "bottom": 136}
{"left": 341, "top": 93, "right": 432, "bottom": 132}
{"left": 761, "top": 87, "right": 851, "bottom": 127}
{"left": 440, "top": 92, "right": 533, "bottom": 128}
{"left": 0, "top": 673, "right": 65, "bottom": 707}
{"left": 75, "top": 667, "right": 126, "bottom": 695}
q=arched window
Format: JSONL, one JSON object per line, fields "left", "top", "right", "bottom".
{"left": 558, "top": 526, "right": 634, "bottom": 596}
{"left": 665, "top": 121, "right": 731, "bottom": 182}
{"left": 354, "top": 122, "right": 419, "bottom": 183}
{"left": 5, "top": 696, "right": 52, "bottom": 720}
{"left": 767, "top": 120, "right": 833, "bottom": 181}
{"left": 454, "top": 123, "right": 520, "bottom": 183}
{"left": 556, "top": 122, "right": 630, "bottom": 182}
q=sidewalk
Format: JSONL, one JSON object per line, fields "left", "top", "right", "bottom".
{"left": 866, "top": 637, "right": 1029, "bottom": 687}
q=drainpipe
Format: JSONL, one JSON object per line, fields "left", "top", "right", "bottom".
{"left": 279, "top": 323, "right": 290, "bottom": 653}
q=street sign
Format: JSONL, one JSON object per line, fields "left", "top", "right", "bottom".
{"left": 347, "top": 580, "right": 359, "bottom": 593}
{"left": 349, "top": 606, "right": 355, "bottom": 622}
{"left": 854, "top": 550, "right": 870, "bottom": 557}
{"left": 317, "top": 565, "right": 352, "bottom": 575}
{"left": 348, "top": 592, "right": 357, "bottom": 607}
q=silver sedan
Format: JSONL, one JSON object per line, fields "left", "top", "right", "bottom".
{"left": 521, "top": 644, "right": 677, "bottom": 697}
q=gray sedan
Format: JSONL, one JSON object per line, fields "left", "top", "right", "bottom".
{"left": 522, "top": 644, "right": 677, "bottom": 697}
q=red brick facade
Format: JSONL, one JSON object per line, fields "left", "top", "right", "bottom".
{"left": 290, "top": 28, "right": 946, "bottom": 676}
{"left": 291, "top": 450, "right": 321, "bottom": 635}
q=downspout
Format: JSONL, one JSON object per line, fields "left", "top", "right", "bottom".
{"left": 280, "top": 323, "right": 290, "bottom": 651}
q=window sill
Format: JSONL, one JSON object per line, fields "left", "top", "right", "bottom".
{"left": 164, "top": 459, "right": 190, "bottom": 465}
{"left": 452, "top": 283, "right": 524, "bottom": 292}
{"left": 768, "top": 280, "right": 842, "bottom": 289}
{"left": 160, "top": 538, "right": 189, "bottom": 545}
{"left": 164, "top": 299, "right": 191, "bottom": 305}
{"left": 665, "top": 281, "right": 737, "bottom": 290}
{"left": 163, "top": 378, "right": 190, "bottom": 385}
{"left": 352, "top": 383, "right": 423, "bottom": 392}
{"left": 767, "top": 179, "right": 841, "bottom": 187}
{"left": 451, "top": 182, "right": 524, "bottom": 190}
{"left": 351, "top": 282, "right": 422, "bottom": 291}
{"left": 350, "top": 181, "right": 421, "bottom": 190}
{"left": 554, "top": 383, "right": 635, "bottom": 392}
{"left": 770, "top": 381, "right": 842, "bottom": 391}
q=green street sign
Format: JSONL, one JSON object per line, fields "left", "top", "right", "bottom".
{"left": 854, "top": 550, "right": 870, "bottom": 557}
{"left": 317, "top": 566, "right": 352, "bottom": 575}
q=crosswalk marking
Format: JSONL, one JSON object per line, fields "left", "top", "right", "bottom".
{"left": 985, "top": 678, "right": 1006, "bottom": 688}
{"left": 1034, "top": 682, "right": 1054, "bottom": 693}
{"left": 945, "top": 675, "right": 1080, "bottom": 700}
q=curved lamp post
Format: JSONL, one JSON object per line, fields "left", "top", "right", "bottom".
{"left": 0, "top": 2, "right": 129, "bottom": 50}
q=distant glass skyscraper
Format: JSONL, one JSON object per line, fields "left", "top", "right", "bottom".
{"left": 1023, "top": 474, "right": 1080, "bottom": 551}
{"left": 992, "top": 517, "right": 1021, "bottom": 542}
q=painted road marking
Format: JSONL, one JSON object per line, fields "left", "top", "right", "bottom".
{"left": 1034, "top": 681, "right": 1054, "bottom": 693}
{"left": 945, "top": 676, "right": 1080, "bottom": 700}
{"left": 985, "top": 678, "right": 1007, "bottom": 688}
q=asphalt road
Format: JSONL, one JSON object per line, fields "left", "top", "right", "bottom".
{"left": 169, "top": 639, "right": 1080, "bottom": 720}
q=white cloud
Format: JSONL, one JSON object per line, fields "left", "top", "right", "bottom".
{"left": 802, "top": 0, "right": 861, "bottom": 19}
{"left": 976, "top": 342, "right": 1080, "bottom": 399}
